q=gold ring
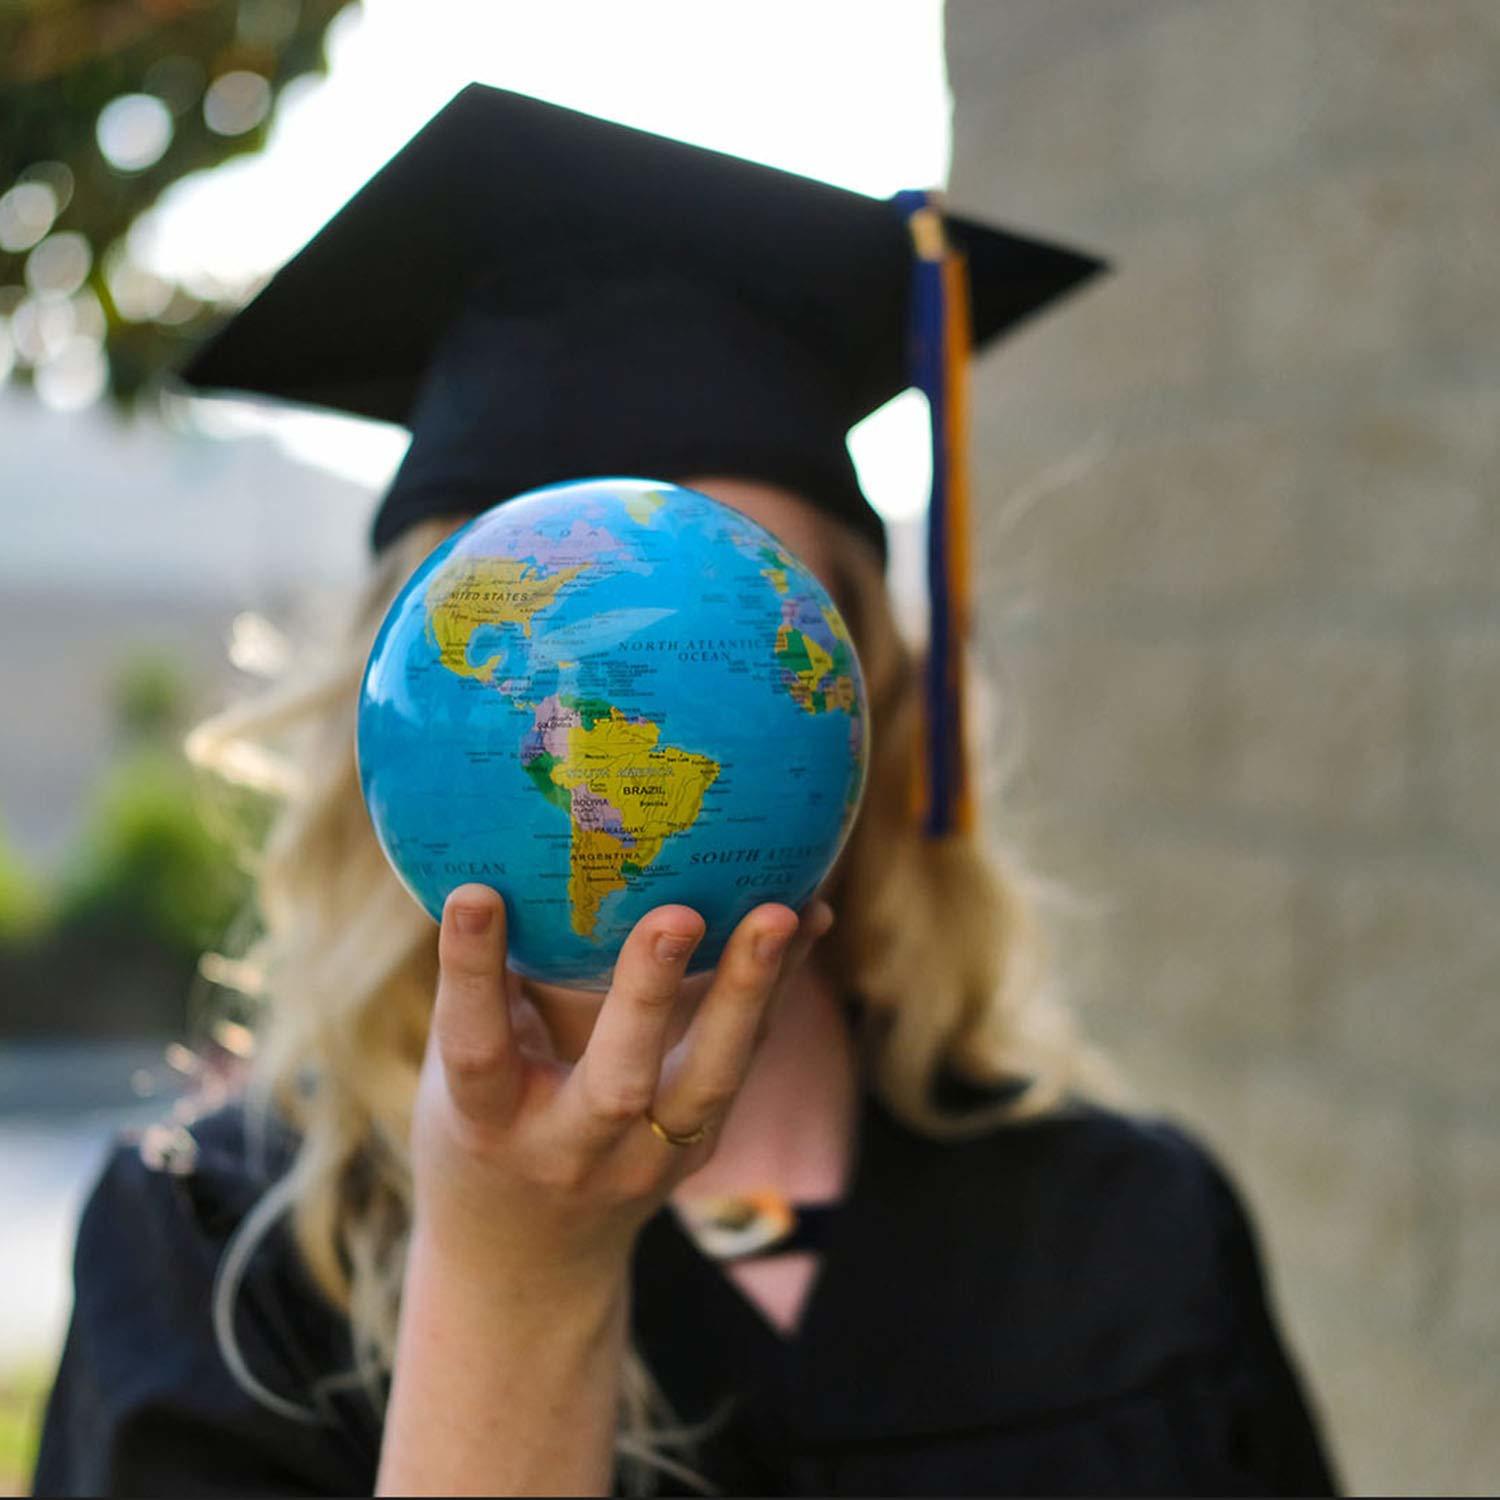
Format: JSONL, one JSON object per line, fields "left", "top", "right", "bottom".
{"left": 646, "top": 1110, "right": 710, "bottom": 1147}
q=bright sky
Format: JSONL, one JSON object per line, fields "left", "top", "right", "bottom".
{"left": 152, "top": 0, "right": 951, "bottom": 522}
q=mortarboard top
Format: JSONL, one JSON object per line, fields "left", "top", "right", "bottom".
{"left": 179, "top": 83, "right": 1106, "bottom": 559}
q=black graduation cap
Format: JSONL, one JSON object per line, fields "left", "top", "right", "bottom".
{"left": 181, "top": 83, "right": 1104, "bottom": 556}
{"left": 179, "top": 82, "right": 1109, "bottom": 836}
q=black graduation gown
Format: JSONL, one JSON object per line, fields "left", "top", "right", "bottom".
{"left": 31, "top": 1074, "right": 1342, "bottom": 1498}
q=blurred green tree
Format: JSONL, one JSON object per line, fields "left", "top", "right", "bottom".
{"left": 0, "top": 0, "right": 354, "bottom": 403}
{"left": 0, "top": 649, "right": 273, "bottom": 1036}
{"left": 111, "top": 648, "right": 189, "bottom": 739}
{"left": 0, "top": 815, "right": 50, "bottom": 944}
{"left": 54, "top": 646, "right": 263, "bottom": 956}
{"left": 51, "top": 743, "right": 253, "bottom": 956}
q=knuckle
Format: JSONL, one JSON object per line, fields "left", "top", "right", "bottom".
{"left": 679, "top": 1077, "right": 737, "bottom": 1118}
{"left": 440, "top": 1108, "right": 504, "bottom": 1163}
{"left": 439, "top": 940, "right": 496, "bottom": 979}
{"left": 532, "top": 1150, "right": 590, "bottom": 1194}
{"left": 441, "top": 1039, "right": 508, "bottom": 1080}
{"left": 588, "top": 1079, "right": 656, "bottom": 1123}
{"left": 610, "top": 1158, "right": 666, "bottom": 1203}
{"left": 435, "top": 969, "right": 494, "bottom": 1012}
{"left": 711, "top": 954, "right": 760, "bottom": 1005}
{"left": 728, "top": 936, "right": 778, "bottom": 990}
{"left": 619, "top": 975, "right": 679, "bottom": 1013}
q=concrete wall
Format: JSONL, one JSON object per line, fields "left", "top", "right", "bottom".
{"left": 946, "top": 3, "right": 1499, "bottom": 1493}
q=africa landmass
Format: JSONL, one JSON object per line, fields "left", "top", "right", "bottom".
{"left": 746, "top": 541, "right": 861, "bottom": 718}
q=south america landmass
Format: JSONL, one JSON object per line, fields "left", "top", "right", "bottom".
{"left": 521, "top": 693, "right": 721, "bottom": 938}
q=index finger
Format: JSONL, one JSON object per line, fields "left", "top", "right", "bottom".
{"left": 433, "top": 884, "right": 521, "bottom": 1124}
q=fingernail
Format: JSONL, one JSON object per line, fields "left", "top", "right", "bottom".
{"left": 656, "top": 933, "right": 693, "bottom": 963}
{"left": 453, "top": 905, "right": 491, "bottom": 935}
{"left": 754, "top": 928, "right": 792, "bottom": 965}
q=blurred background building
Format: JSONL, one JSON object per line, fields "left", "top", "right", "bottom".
{"left": 0, "top": 1, "right": 1497, "bottom": 1494}
{"left": 948, "top": 3, "right": 1499, "bottom": 1493}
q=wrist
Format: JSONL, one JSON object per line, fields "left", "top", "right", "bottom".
{"left": 406, "top": 1212, "right": 633, "bottom": 1319}
{"left": 381, "top": 1217, "right": 630, "bottom": 1498}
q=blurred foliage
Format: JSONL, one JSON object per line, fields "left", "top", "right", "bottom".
{"left": 0, "top": 0, "right": 355, "bottom": 403}
{"left": 0, "top": 1363, "right": 46, "bottom": 1499}
{"left": 0, "top": 646, "right": 279, "bottom": 1039}
{"left": 1, "top": 649, "right": 268, "bottom": 970}
{"left": 52, "top": 744, "right": 254, "bottom": 957}
{"left": 50, "top": 648, "right": 266, "bottom": 958}
{"left": 112, "top": 648, "right": 189, "bottom": 739}
{"left": 0, "top": 816, "right": 51, "bottom": 943}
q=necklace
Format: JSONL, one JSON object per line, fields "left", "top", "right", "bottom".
{"left": 673, "top": 1188, "right": 844, "bottom": 1262}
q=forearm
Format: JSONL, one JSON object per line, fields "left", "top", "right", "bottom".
{"left": 376, "top": 1227, "right": 630, "bottom": 1497}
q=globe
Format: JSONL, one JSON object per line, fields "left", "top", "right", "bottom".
{"left": 356, "top": 477, "right": 870, "bottom": 989}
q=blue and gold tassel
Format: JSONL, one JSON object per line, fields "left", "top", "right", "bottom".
{"left": 895, "top": 189, "right": 976, "bottom": 840}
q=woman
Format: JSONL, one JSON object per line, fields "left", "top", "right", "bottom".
{"left": 33, "top": 86, "right": 1341, "bottom": 1497}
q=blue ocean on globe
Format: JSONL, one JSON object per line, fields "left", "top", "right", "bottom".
{"left": 356, "top": 477, "right": 870, "bottom": 988}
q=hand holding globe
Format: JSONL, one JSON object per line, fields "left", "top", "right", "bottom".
{"left": 356, "top": 477, "right": 870, "bottom": 989}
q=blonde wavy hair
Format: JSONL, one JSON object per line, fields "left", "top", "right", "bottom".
{"left": 184, "top": 502, "right": 1115, "bottom": 1495}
